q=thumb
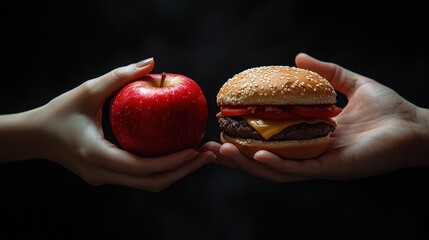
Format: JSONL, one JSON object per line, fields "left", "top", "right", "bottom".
{"left": 295, "top": 53, "right": 360, "bottom": 97}
{"left": 85, "top": 57, "right": 155, "bottom": 102}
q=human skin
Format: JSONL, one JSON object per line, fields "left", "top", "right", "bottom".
{"left": 202, "top": 53, "right": 429, "bottom": 182}
{"left": 0, "top": 57, "right": 216, "bottom": 191}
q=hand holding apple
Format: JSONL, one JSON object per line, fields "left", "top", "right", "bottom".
{"left": 109, "top": 72, "right": 208, "bottom": 157}
{"left": 2, "top": 57, "right": 216, "bottom": 191}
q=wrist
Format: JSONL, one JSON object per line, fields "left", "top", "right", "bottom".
{"left": 414, "top": 107, "right": 429, "bottom": 166}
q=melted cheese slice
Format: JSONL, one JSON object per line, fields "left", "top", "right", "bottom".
{"left": 242, "top": 116, "right": 336, "bottom": 140}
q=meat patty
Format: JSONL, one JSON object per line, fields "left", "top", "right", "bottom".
{"left": 218, "top": 116, "right": 335, "bottom": 141}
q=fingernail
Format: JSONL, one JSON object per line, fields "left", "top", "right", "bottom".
{"left": 203, "top": 151, "right": 217, "bottom": 164}
{"left": 136, "top": 57, "right": 154, "bottom": 68}
{"left": 206, "top": 152, "right": 217, "bottom": 163}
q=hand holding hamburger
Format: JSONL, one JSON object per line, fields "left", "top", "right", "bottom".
{"left": 216, "top": 65, "right": 342, "bottom": 159}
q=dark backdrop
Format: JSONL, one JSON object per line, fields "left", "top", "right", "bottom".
{"left": 1, "top": 1, "right": 428, "bottom": 239}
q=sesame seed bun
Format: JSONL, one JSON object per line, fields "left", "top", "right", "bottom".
{"left": 216, "top": 66, "right": 336, "bottom": 106}
{"left": 216, "top": 65, "right": 338, "bottom": 160}
{"left": 220, "top": 132, "right": 330, "bottom": 159}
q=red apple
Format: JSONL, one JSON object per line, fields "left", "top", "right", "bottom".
{"left": 109, "top": 73, "right": 208, "bottom": 157}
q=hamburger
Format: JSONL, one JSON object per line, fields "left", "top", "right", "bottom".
{"left": 216, "top": 66, "right": 342, "bottom": 159}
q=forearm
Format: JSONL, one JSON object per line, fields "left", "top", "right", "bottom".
{"left": 0, "top": 108, "right": 48, "bottom": 162}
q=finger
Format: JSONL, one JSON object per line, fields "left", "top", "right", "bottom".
{"left": 254, "top": 150, "right": 323, "bottom": 178}
{"left": 295, "top": 53, "right": 359, "bottom": 97}
{"left": 88, "top": 151, "right": 215, "bottom": 192}
{"left": 203, "top": 143, "right": 240, "bottom": 169}
{"left": 199, "top": 141, "right": 238, "bottom": 168}
{"left": 198, "top": 141, "right": 221, "bottom": 155}
{"left": 199, "top": 141, "right": 226, "bottom": 164}
{"left": 85, "top": 57, "right": 155, "bottom": 102}
{"left": 89, "top": 140, "right": 204, "bottom": 176}
{"left": 216, "top": 143, "right": 246, "bottom": 168}
{"left": 220, "top": 143, "right": 308, "bottom": 182}
{"left": 142, "top": 151, "right": 216, "bottom": 191}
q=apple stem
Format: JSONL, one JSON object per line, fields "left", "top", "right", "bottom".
{"left": 160, "top": 72, "right": 167, "bottom": 87}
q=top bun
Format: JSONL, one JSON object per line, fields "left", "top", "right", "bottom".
{"left": 217, "top": 66, "right": 337, "bottom": 106}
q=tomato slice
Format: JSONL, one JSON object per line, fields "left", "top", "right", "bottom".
{"left": 220, "top": 106, "right": 252, "bottom": 116}
{"left": 287, "top": 105, "right": 342, "bottom": 118}
{"left": 219, "top": 105, "right": 342, "bottom": 119}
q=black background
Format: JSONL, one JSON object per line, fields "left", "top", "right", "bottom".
{"left": 1, "top": 1, "right": 429, "bottom": 239}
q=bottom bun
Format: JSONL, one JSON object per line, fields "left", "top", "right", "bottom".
{"left": 220, "top": 132, "right": 330, "bottom": 160}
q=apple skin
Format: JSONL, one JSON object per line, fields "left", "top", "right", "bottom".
{"left": 109, "top": 73, "right": 208, "bottom": 157}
